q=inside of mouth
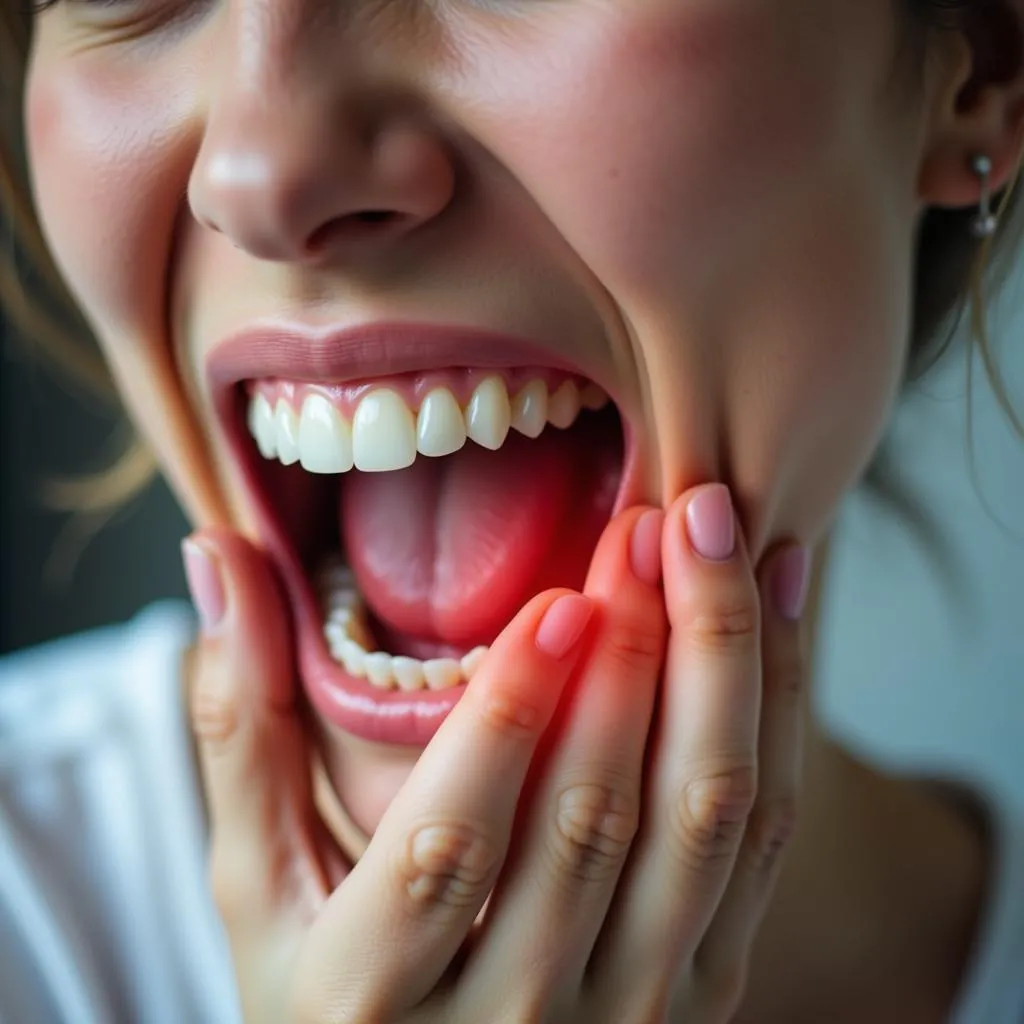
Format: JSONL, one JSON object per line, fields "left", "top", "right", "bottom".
{"left": 251, "top": 398, "right": 624, "bottom": 663}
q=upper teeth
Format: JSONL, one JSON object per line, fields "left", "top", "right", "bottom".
{"left": 247, "top": 376, "right": 609, "bottom": 473}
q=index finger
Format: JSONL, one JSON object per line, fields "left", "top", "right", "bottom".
{"left": 302, "top": 588, "right": 596, "bottom": 1019}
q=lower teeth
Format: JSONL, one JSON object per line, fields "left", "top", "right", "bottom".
{"left": 317, "top": 558, "right": 488, "bottom": 692}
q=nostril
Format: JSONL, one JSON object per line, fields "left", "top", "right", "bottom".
{"left": 306, "top": 210, "right": 404, "bottom": 256}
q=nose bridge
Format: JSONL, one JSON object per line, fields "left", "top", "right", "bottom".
{"left": 187, "top": 0, "right": 454, "bottom": 264}
{"left": 227, "top": 0, "right": 350, "bottom": 101}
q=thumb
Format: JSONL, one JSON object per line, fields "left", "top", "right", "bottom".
{"left": 183, "top": 527, "right": 325, "bottom": 922}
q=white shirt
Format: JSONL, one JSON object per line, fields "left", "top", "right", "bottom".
{"left": 1, "top": 602, "right": 1022, "bottom": 1023}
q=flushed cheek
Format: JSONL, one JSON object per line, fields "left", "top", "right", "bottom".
{"left": 26, "top": 52, "right": 197, "bottom": 342}
{"left": 713, "top": 208, "right": 911, "bottom": 547}
{"left": 446, "top": 4, "right": 845, "bottom": 308}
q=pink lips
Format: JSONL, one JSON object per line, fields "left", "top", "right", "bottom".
{"left": 206, "top": 320, "right": 631, "bottom": 747}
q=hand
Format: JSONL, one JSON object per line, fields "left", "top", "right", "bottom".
{"left": 184, "top": 484, "right": 810, "bottom": 1023}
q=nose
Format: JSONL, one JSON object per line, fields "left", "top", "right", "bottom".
{"left": 187, "top": 16, "right": 455, "bottom": 264}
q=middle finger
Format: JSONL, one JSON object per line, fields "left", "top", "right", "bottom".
{"left": 589, "top": 485, "right": 761, "bottom": 1011}
{"left": 458, "top": 506, "right": 668, "bottom": 1010}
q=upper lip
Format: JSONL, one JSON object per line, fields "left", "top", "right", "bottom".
{"left": 205, "top": 320, "right": 606, "bottom": 394}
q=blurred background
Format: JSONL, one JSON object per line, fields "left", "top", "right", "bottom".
{"left": 2, "top": 266, "right": 1023, "bottom": 815}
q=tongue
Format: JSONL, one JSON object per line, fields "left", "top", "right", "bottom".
{"left": 340, "top": 424, "right": 616, "bottom": 648}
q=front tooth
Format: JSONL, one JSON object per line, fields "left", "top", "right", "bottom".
{"left": 416, "top": 388, "right": 467, "bottom": 457}
{"left": 423, "top": 658, "right": 463, "bottom": 691}
{"left": 364, "top": 652, "right": 395, "bottom": 688}
{"left": 248, "top": 394, "right": 278, "bottom": 458}
{"left": 274, "top": 400, "right": 301, "bottom": 464}
{"left": 352, "top": 389, "right": 417, "bottom": 472}
{"left": 547, "top": 380, "right": 581, "bottom": 429}
{"left": 511, "top": 380, "right": 548, "bottom": 439}
{"left": 580, "top": 382, "right": 610, "bottom": 411}
{"left": 391, "top": 656, "right": 426, "bottom": 692}
{"left": 298, "top": 394, "right": 354, "bottom": 474}
{"left": 465, "top": 377, "right": 511, "bottom": 450}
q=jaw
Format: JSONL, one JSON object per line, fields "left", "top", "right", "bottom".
{"left": 213, "top": 368, "right": 637, "bottom": 749}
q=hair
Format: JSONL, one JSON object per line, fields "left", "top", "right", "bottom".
{"left": 1, "top": 0, "right": 1023, "bottom": 546}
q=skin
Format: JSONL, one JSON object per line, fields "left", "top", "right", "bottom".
{"left": 19, "top": 0, "right": 1024, "bottom": 1017}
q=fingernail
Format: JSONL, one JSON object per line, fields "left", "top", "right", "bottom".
{"left": 685, "top": 485, "right": 735, "bottom": 562}
{"left": 771, "top": 545, "right": 811, "bottom": 621}
{"left": 630, "top": 508, "right": 665, "bottom": 586}
{"left": 182, "top": 539, "right": 226, "bottom": 633}
{"left": 535, "top": 594, "right": 595, "bottom": 659}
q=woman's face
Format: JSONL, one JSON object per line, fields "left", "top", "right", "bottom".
{"left": 25, "top": 0, "right": 970, "bottom": 834}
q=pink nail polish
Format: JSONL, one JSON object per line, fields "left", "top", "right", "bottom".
{"left": 182, "top": 539, "right": 226, "bottom": 633}
{"left": 772, "top": 546, "right": 811, "bottom": 621}
{"left": 535, "top": 594, "right": 595, "bottom": 659}
{"left": 630, "top": 509, "right": 665, "bottom": 586}
{"left": 685, "top": 485, "right": 736, "bottom": 562}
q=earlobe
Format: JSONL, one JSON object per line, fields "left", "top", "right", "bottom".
{"left": 917, "top": 110, "right": 1024, "bottom": 210}
{"left": 917, "top": 17, "right": 1024, "bottom": 208}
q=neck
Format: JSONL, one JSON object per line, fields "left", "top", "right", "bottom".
{"left": 736, "top": 534, "right": 990, "bottom": 1023}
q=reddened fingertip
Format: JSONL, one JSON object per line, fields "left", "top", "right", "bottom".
{"left": 534, "top": 594, "right": 596, "bottom": 659}
{"left": 630, "top": 508, "right": 665, "bottom": 586}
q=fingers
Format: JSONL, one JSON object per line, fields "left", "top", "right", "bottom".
{"left": 588, "top": 485, "right": 763, "bottom": 1010}
{"left": 458, "top": 507, "right": 668, "bottom": 1008}
{"left": 691, "top": 544, "right": 809, "bottom": 1014}
{"left": 184, "top": 529, "right": 327, "bottom": 932}
{"left": 300, "top": 587, "right": 597, "bottom": 1020}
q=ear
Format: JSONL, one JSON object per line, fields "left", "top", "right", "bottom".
{"left": 917, "top": 4, "right": 1024, "bottom": 208}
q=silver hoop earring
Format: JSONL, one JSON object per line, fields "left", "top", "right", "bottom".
{"left": 971, "top": 154, "right": 999, "bottom": 238}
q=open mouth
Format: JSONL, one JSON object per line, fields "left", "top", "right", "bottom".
{"left": 210, "top": 324, "right": 631, "bottom": 746}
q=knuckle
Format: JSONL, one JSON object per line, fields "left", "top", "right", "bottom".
{"left": 601, "top": 618, "right": 666, "bottom": 675}
{"left": 671, "top": 765, "right": 758, "bottom": 871}
{"left": 189, "top": 680, "right": 240, "bottom": 749}
{"left": 743, "top": 795, "right": 798, "bottom": 876}
{"left": 476, "top": 688, "right": 546, "bottom": 741}
{"left": 549, "top": 779, "right": 640, "bottom": 886}
{"left": 685, "top": 596, "right": 759, "bottom": 657}
{"left": 396, "top": 821, "right": 502, "bottom": 910}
